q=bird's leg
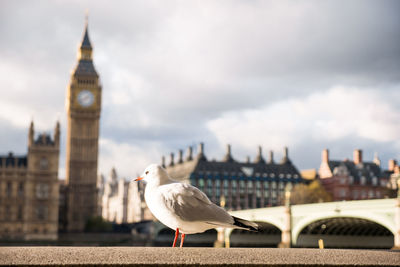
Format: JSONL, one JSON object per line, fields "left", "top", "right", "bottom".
{"left": 172, "top": 228, "right": 179, "bottom": 247}
{"left": 180, "top": 233, "right": 186, "bottom": 248}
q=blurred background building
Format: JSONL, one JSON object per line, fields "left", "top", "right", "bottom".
{"left": 98, "top": 168, "right": 152, "bottom": 224}
{"left": 164, "top": 143, "right": 305, "bottom": 209}
{"left": 0, "top": 122, "right": 60, "bottom": 240}
{"left": 318, "top": 149, "right": 394, "bottom": 201}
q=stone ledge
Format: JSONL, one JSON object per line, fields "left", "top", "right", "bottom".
{"left": 0, "top": 247, "right": 399, "bottom": 266}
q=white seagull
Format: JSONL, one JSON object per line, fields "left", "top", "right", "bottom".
{"left": 134, "top": 164, "right": 259, "bottom": 247}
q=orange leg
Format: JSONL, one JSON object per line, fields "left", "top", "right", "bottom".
{"left": 172, "top": 228, "right": 179, "bottom": 247}
{"left": 180, "top": 233, "right": 186, "bottom": 248}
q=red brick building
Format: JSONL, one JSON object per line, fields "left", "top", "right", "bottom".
{"left": 318, "top": 149, "right": 392, "bottom": 201}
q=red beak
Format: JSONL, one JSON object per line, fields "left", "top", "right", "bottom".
{"left": 135, "top": 176, "right": 144, "bottom": 181}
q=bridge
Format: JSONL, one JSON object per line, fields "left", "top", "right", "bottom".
{"left": 154, "top": 197, "right": 400, "bottom": 248}
{"left": 223, "top": 197, "right": 400, "bottom": 248}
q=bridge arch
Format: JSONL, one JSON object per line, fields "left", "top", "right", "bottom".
{"left": 228, "top": 206, "right": 286, "bottom": 232}
{"left": 292, "top": 213, "right": 395, "bottom": 247}
{"left": 251, "top": 218, "right": 284, "bottom": 232}
{"left": 229, "top": 221, "right": 282, "bottom": 247}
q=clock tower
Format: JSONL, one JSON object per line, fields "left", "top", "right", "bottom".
{"left": 65, "top": 21, "right": 101, "bottom": 232}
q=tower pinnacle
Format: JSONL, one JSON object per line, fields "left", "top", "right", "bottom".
{"left": 78, "top": 15, "right": 93, "bottom": 61}
{"left": 73, "top": 17, "right": 98, "bottom": 77}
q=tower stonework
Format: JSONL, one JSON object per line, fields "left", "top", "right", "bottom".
{"left": 26, "top": 122, "right": 60, "bottom": 240}
{"left": 0, "top": 121, "right": 59, "bottom": 240}
{"left": 66, "top": 22, "right": 102, "bottom": 232}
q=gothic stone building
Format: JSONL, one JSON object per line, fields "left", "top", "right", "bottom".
{"left": 318, "top": 149, "right": 391, "bottom": 201}
{"left": 0, "top": 122, "right": 60, "bottom": 240}
{"left": 98, "top": 168, "right": 153, "bottom": 224}
{"left": 164, "top": 143, "right": 304, "bottom": 210}
{"left": 1, "top": 21, "right": 103, "bottom": 238}
{"left": 64, "top": 21, "right": 102, "bottom": 232}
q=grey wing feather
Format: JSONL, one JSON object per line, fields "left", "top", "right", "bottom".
{"left": 161, "top": 182, "right": 234, "bottom": 226}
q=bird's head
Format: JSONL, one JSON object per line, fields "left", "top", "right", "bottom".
{"left": 134, "top": 164, "right": 170, "bottom": 186}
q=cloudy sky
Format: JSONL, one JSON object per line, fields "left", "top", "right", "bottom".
{"left": 1, "top": 0, "right": 399, "bottom": 179}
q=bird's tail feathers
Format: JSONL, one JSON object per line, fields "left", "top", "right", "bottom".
{"left": 232, "top": 216, "right": 259, "bottom": 232}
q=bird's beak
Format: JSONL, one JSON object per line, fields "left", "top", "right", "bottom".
{"left": 134, "top": 176, "right": 144, "bottom": 181}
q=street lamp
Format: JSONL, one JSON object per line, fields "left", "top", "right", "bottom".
{"left": 220, "top": 195, "right": 226, "bottom": 209}
{"left": 279, "top": 183, "right": 293, "bottom": 248}
{"left": 285, "top": 183, "right": 292, "bottom": 207}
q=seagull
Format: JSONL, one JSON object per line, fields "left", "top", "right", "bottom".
{"left": 134, "top": 164, "right": 259, "bottom": 248}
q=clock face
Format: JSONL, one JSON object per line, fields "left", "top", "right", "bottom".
{"left": 77, "top": 90, "right": 94, "bottom": 107}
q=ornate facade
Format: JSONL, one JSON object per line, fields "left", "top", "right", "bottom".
{"left": 164, "top": 143, "right": 304, "bottom": 210}
{"left": 65, "top": 21, "right": 102, "bottom": 232}
{"left": 98, "top": 168, "right": 152, "bottom": 223}
{"left": 318, "top": 149, "right": 392, "bottom": 201}
{"left": 0, "top": 122, "right": 59, "bottom": 240}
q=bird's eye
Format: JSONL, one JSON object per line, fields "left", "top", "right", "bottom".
{"left": 145, "top": 171, "right": 149, "bottom": 175}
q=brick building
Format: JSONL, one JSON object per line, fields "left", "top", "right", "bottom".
{"left": 386, "top": 159, "right": 400, "bottom": 191}
{"left": 164, "top": 143, "right": 304, "bottom": 210}
{"left": 318, "top": 149, "right": 392, "bottom": 201}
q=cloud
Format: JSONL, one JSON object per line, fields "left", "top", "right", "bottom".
{"left": 0, "top": 0, "right": 400, "bottom": 176}
{"left": 0, "top": 118, "right": 28, "bottom": 154}
{"left": 207, "top": 86, "right": 400, "bottom": 167}
{"left": 98, "top": 138, "right": 165, "bottom": 178}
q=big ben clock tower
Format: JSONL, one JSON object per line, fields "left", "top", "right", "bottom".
{"left": 65, "top": 20, "right": 101, "bottom": 232}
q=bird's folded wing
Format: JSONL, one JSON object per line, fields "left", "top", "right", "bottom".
{"left": 160, "top": 183, "right": 233, "bottom": 225}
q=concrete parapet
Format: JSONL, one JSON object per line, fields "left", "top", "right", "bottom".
{"left": 0, "top": 247, "right": 399, "bottom": 266}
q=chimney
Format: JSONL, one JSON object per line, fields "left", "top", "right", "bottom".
{"left": 353, "top": 149, "right": 362, "bottom": 165}
{"left": 178, "top": 149, "right": 183, "bottom": 164}
{"left": 198, "top": 143, "right": 204, "bottom": 155}
{"left": 197, "top": 142, "right": 207, "bottom": 161}
{"left": 223, "top": 144, "right": 234, "bottom": 162}
{"left": 268, "top": 150, "right": 274, "bottom": 164}
{"left": 186, "top": 146, "right": 193, "bottom": 161}
{"left": 281, "top": 147, "right": 290, "bottom": 164}
{"left": 161, "top": 156, "right": 166, "bottom": 168}
{"left": 169, "top": 153, "right": 174, "bottom": 167}
{"left": 322, "top": 149, "right": 329, "bottom": 163}
{"left": 388, "top": 159, "right": 397, "bottom": 171}
{"left": 254, "top": 146, "right": 265, "bottom": 164}
{"left": 284, "top": 147, "right": 288, "bottom": 159}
